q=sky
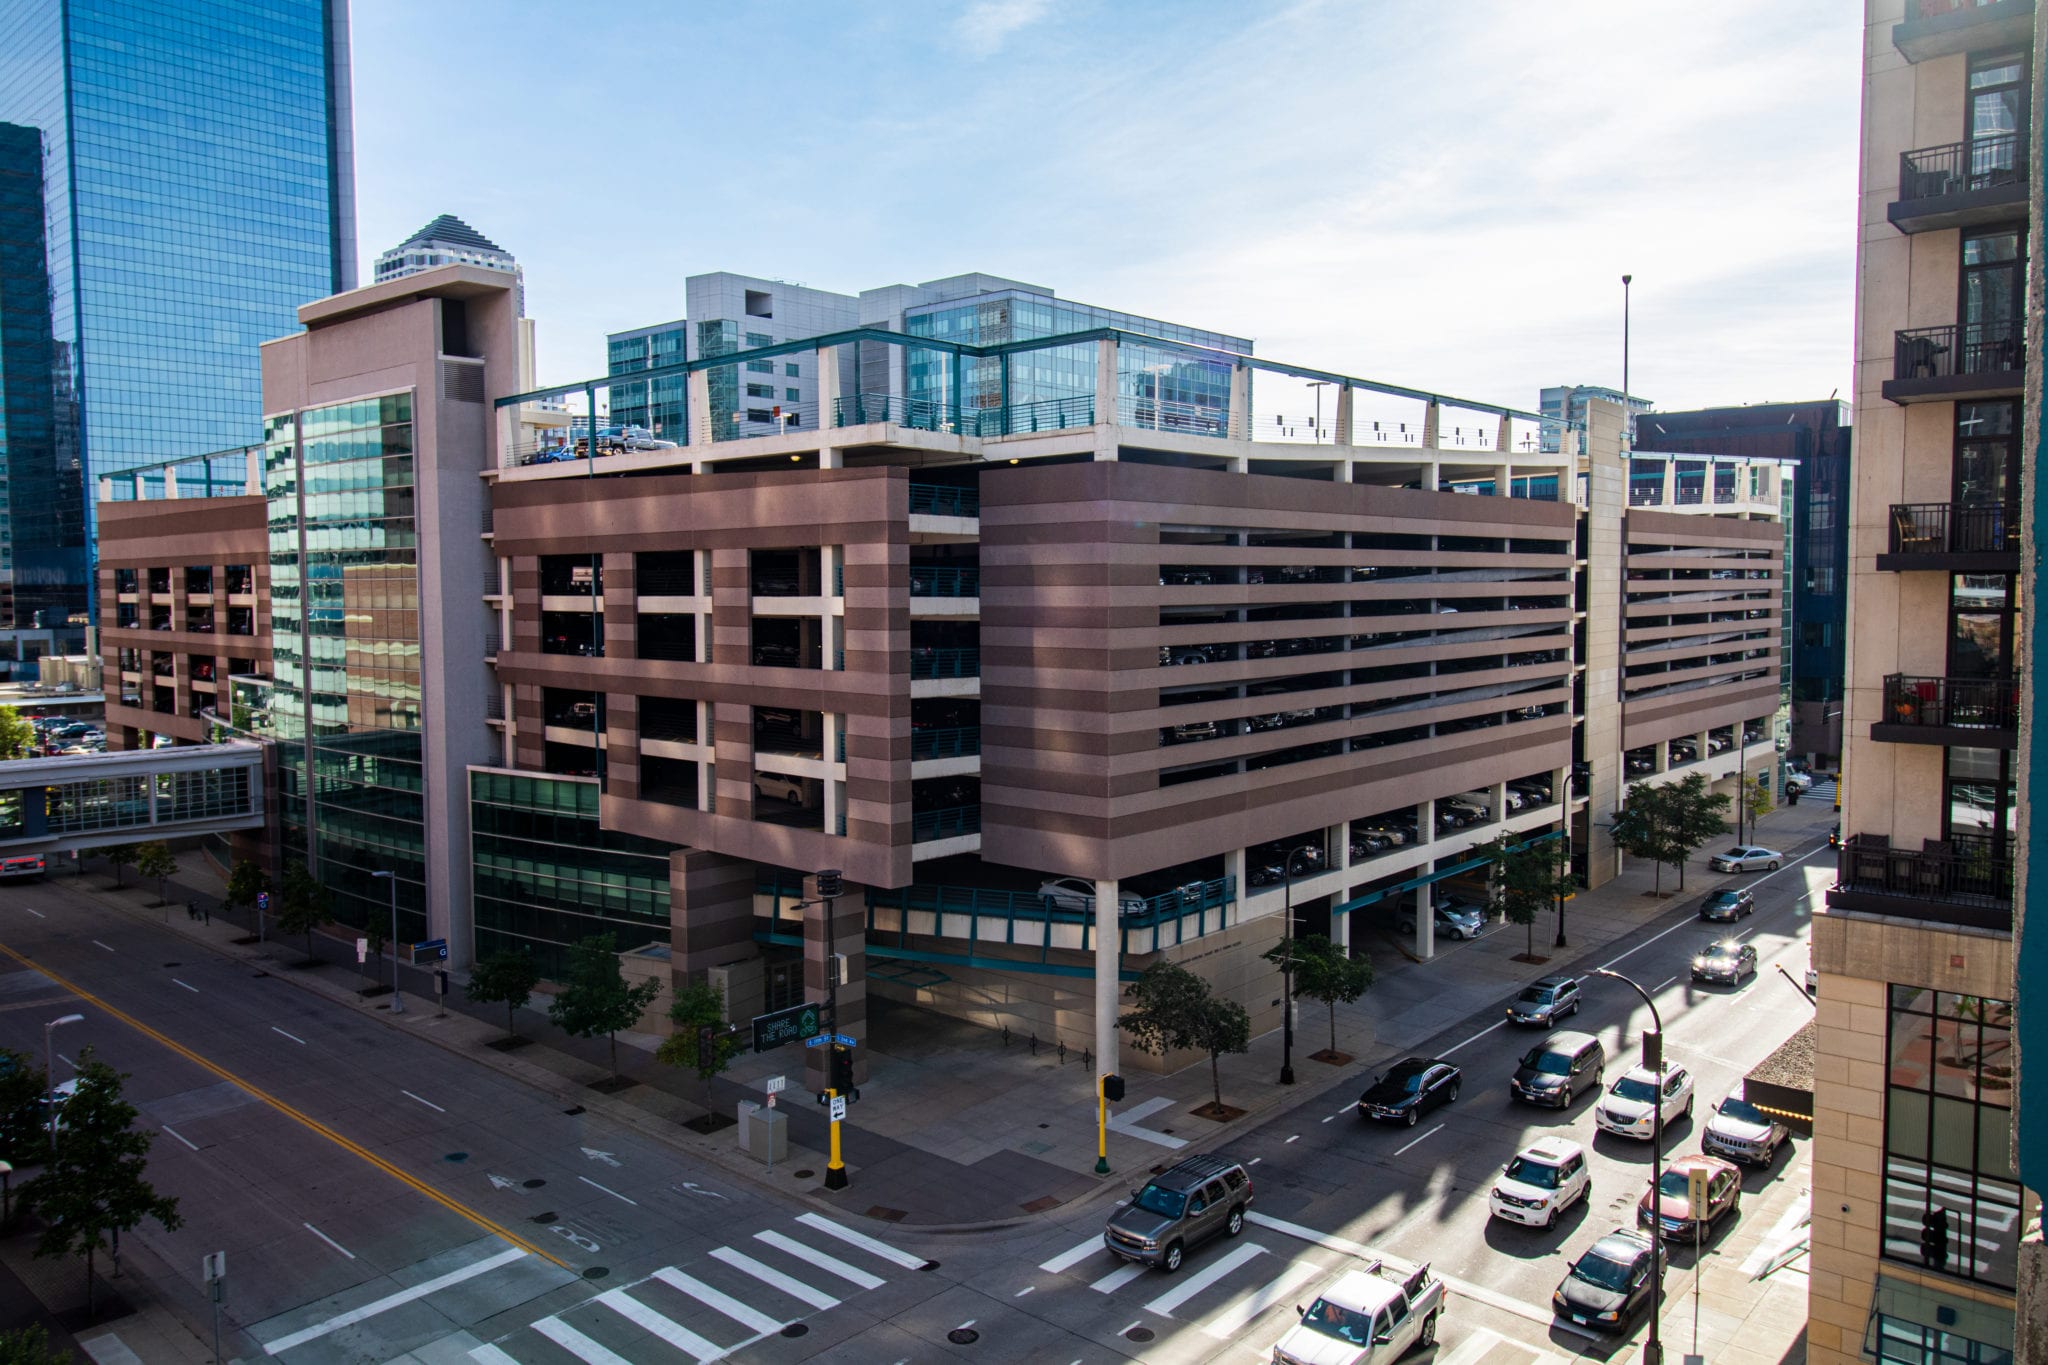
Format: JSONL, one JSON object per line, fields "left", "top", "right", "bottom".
{"left": 349, "top": 0, "right": 1865, "bottom": 420}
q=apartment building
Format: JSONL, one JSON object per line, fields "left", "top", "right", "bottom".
{"left": 1815, "top": 2, "right": 2040, "bottom": 1361}
{"left": 373, "top": 215, "right": 523, "bottom": 313}
{"left": 1538, "top": 383, "right": 1653, "bottom": 454}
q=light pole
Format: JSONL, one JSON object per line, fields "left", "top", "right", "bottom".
{"left": 1306, "top": 380, "right": 1332, "bottom": 444}
{"left": 1621, "top": 274, "right": 1634, "bottom": 455}
{"left": 1591, "top": 968, "right": 1665, "bottom": 1365}
{"left": 43, "top": 1013, "right": 82, "bottom": 1154}
{"left": 371, "top": 871, "right": 402, "bottom": 1014}
{"left": 1278, "top": 848, "right": 1312, "bottom": 1086}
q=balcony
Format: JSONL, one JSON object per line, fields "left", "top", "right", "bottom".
{"left": 909, "top": 565, "right": 980, "bottom": 598}
{"left": 911, "top": 804, "right": 982, "bottom": 843}
{"left": 1893, "top": 0, "right": 2035, "bottom": 62}
{"left": 1890, "top": 136, "right": 2028, "bottom": 233}
{"left": 1827, "top": 833, "right": 2012, "bottom": 931}
{"left": 909, "top": 647, "right": 979, "bottom": 680}
{"left": 1883, "top": 322, "right": 2024, "bottom": 404}
{"left": 908, "top": 483, "right": 979, "bottom": 519}
{"left": 1874, "top": 674, "right": 2018, "bottom": 747}
{"left": 1878, "top": 501, "right": 2018, "bottom": 571}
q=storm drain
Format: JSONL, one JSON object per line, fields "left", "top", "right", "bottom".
{"left": 947, "top": 1328, "right": 979, "bottom": 1345}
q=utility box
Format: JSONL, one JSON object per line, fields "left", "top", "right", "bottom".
{"left": 736, "top": 1101, "right": 787, "bottom": 1162}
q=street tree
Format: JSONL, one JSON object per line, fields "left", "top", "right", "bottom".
{"left": 22, "top": 1050, "right": 182, "bottom": 1314}
{"left": 0, "top": 1324, "right": 70, "bottom": 1364}
{"left": 0, "top": 1048, "right": 50, "bottom": 1167}
{"left": 274, "top": 858, "right": 333, "bottom": 963}
{"left": 1266, "top": 934, "right": 1371, "bottom": 1059}
{"left": 1469, "top": 836, "right": 1542, "bottom": 956}
{"left": 222, "top": 858, "right": 272, "bottom": 931}
{"left": 1610, "top": 781, "right": 1689, "bottom": 896}
{"left": 1669, "top": 772, "right": 1733, "bottom": 891}
{"left": 657, "top": 981, "right": 743, "bottom": 1118}
{"left": 466, "top": 947, "right": 540, "bottom": 1041}
{"left": 135, "top": 841, "right": 177, "bottom": 906}
{"left": 548, "top": 935, "right": 662, "bottom": 1082}
{"left": 102, "top": 843, "right": 140, "bottom": 889}
{"left": 1117, "top": 961, "right": 1251, "bottom": 1113}
{"left": 0, "top": 707, "right": 35, "bottom": 762}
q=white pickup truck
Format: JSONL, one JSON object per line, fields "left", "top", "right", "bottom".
{"left": 1271, "top": 1256, "right": 1444, "bottom": 1365}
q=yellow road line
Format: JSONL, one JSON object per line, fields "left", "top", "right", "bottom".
{"left": 0, "top": 942, "right": 565, "bottom": 1267}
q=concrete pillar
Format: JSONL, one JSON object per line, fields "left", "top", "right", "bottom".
{"left": 1579, "top": 407, "right": 1627, "bottom": 886}
{"left": 97, "top": 476, "right": 112, "bottom": 502}
{"left": 1093, "top": 339, "right": 1119, "bottom": 428}
{"left": 815, "top": 342, "right": 840, "bottom": 428}
{"left": 1414, "top": 860, "right": 1436, "bottom": 961}
{"left": 1421, "top": 401, "right": 1441, "bottom": 450}
{"left": 1094, "top": 877, "right": 1120, "bottom": 1082}
{"left": 163, "top": 471, "right": 179, "bottom": 500}
{"left": 1228, "top": 363, "right": 1250, "bottom": 441}
{"left": 1334, "top": 386, "right": 1355, "bottom": 446}
{"left": 1498, "top": 415, "right": 1514, "bottom": 455}
{"left": 823, "top": 711, "right": 841, "bottom": 836}
{"left": 1331, "top": 905, "right": 1350, "bottom": 952}
{"left": 688, "top": 368, "right": 712, "bottom": 447}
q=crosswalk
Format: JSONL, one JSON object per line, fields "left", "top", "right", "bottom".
{"left": 470, "top": 1213, "right": 926, "bottom": 1364}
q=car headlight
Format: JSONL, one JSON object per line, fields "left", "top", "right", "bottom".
{"left": 1597, "top": 1310, "right": 1621, "bottom": 1323}
{"left": 1140, "top": 1238, "right": 1158, "bottom": 1249}
{"left": 1693, "top": 958, "right": 1708, "bottom": 969}
{"left": 1530, "top": 1196, "right": 1550, "bottom": 1207}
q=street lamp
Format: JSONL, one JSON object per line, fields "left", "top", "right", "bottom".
{"left": 1278, "top": 847, "right": 1315, "bottom": 1086}
{"left": 370, "top": 871, "right": 402, "bottom": 1014}
{"left": 1621, "top": 274, "right": 1634, "bottom": 456}
{"left": 43, "top": 1013, "right": 82, "bottom": 1154}
{"left": 1591, "top": 968, "right": 1666, "bottom": 1365}
{"left": 1305, "top": 380, "right": 1332, "bottom": 444}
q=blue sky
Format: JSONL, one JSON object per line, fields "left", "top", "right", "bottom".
{"left": 350, "top": 0, "right": 1864, "bottom": 417}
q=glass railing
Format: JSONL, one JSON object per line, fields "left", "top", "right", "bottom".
{"left": 1115, "top": 394, "right": 1232, "bottom": 437}
{"left": 909, "top": 647, "right": 979, "bottom": 679}
{"left": 911, "top": 805, "right": 981, "bottom": 841}
{"left": 910, "top": 726, "right": 980, "bottom": 760}
{"left": 833, "top": 393, "right": 962, "bottom": 431}
{"left": 908, "top": 483, "right": 980, "bottom": 517}
{"left": 909, "top": 565, "right": 980, "bottom": 598}
{"left": 964, "top": 395, "right": 1094, "bottom": 435}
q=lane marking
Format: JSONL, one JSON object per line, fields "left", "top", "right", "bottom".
{"left": 1201, "top": 1258, "right": 1322, "bottom": 1339}
{"left": 56, "top": 1054, "right": 71, "bottom": 1068}
{"left": 1655, "top": 975, "right": 1677, "bottom": 991}
{"left": 1040, "top": 1235, "right": 1104, "bottom": 1275}
{"left": 0, "top": 943, "right": 563, "bottom": 1268}
{"left": 596, "top": 1287, "right": 726, "bottom": 1359}
{"left": 1146, "top": 1243, "right": 1266, "bottom": 1317}
{"left": 468, "top": 1347, "right": 521, "bottom": 1365}
{"left": 1440, "top": 1268, "right": 1595, "bottom": 1339}
{"left": 532, "top": 1316, "right": 633, "bottom": 1364}
{"left": 21, "top": 908, "right": 41, "bottom": 919}
{"left": 713, "top": 1245, "right": 840, "bottom": 1310}
{"left": 91, "top": 941, "right": 114, "bottom": 953}
{"left": 402, "top": 1090, "right": 445, "bottom": 1113}
{"left": 652, "top": 1265, "right": 781, "bottom": 1334}
{"left": 1091, "top": 1261, "right": 1148, "bottom": 1294}
{"left": 1394, "top": 1122, "right": 1446, "bottom": 1156}
{"left": 272, "top": 1027, "right": 305, "bottom": 1045}
{"left": 1440, "top": 1019, "right": 1504, "bottom": 1057}
{"left": 161, "top": 1125, "right": 198, "bottom": 1152}
{"left": 1321, "top": 1114, "right": 1334, "bottom": 1124}
{"left": 1246, "top": 1212, "right": 1373, "bottom": 1259}
{"left": 793, "top": 1212, "right": 926, "bottom": 1269}
{"left": 261, "top": 1246, "right": 527, "bottom": 1353}
{"left": 956, "top": 1318, "right": 978, "bottom": 1331}
{"left": 577, "top": 1175, "right": 638, "bottom": 1206}
{"left": 172, "top": 979, "right": 198, "bottom": 993}
{"left": 1597, "top": 841, "right": 1831, "bottom": 975}
{"left": 1285, "top": 1134, "right": 1300, "bottom": 1144}
{"left": 1118, "top": 1320, "right": 1143, "bottom": 1337}
{"left": 754, "top": 1229, "right": 883, "bottom": 1289}
{"left": 1015, "top": 1285, "right": 1035, "bottom": 1297}
{"left": 303, "top": 1222, "right": 355, "bottom": 1259}
{"left": 1331, "top": 1107, "right": 1351, "bottom": 1121}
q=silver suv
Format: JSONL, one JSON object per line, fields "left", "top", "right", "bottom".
{"left": 1102, "top": 1154, "right": 1253, "bottom": 1272}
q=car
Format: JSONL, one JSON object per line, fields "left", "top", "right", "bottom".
{"left": 1102, "top": 1153, "right": 1253, "bottom": 1272}
{"left": 1358, "top": 823, "right": 1408, "bottom": 847}
{"left": 1272, "top": 1258, "right": 1445, "bottom": 1365}
{"left": 35, "top": 1078, "right": 80, "bottom": 1132}
{"left": 1552, "top": 1229, "right": 1665, "bottom": 1334}
{"left": 1489, "top": 1136, "right": 1591, "bottom": 1228}
{"left": 1701, "top": 1091, "right": 1790, "bottom": 1166}
{"left": 1594, "top": 1064, "right": 1695, "bottom": 1139}
{"left": 1691, "top": 937, "right": 1759, "bottom": 985}
{"left": 1699, "top": 888, "right": 1755, "bottom": 922}
{"left": 1396, "top": 898, "right": 1486, "bottom": 941}
{"left": 1784, "top": 772, "right": 1813, "bottom": 793}
{"left": 753, "top": 772, "right": 808, "bottom": 805}
{"left": 1709, "top": 845, "right": 1781, "bottom": 873}
{"left": 1506, "top": 976, "right": 1580, "bottom": 1026}
{"left": 1805, "top": 955, "right": 1818, "bottom": 994}
{"left": 1638, "top": 1153, "right": 1743, "bottom": 1242}
{"left": 1038, "top": 877, "right": 1147, "bottom": 919}
{"left": 1510, "top": 1030, "right": 1605, "bottom": 1108}
{"left": 1356, "top": 1057, "right": 1461, "bottom": 1126}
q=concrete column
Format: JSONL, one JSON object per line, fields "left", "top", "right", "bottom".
{"left": 97, "top": 476, "right": 112, "bottom": 502}
{"left": 823, "top": 711, "right": 841, "bottom": 836}
{"left": 1094, "top": 877, "right": 1120, "bottom": 1081}
{"left": 1497, "top": 414, "right": 1514, "bottom": 455}
{"left": 1334, "top": 386, "right": 1355, "bottom": 446}
{"left": 815, "top": 342, "right": 840, "bottom": 427}
{"left": 1579, "top": 409, "right": 1627, "bottom": 886}
{"left": 1226, "top": 846, "right": 1248, "bottom": 919}
{"left": 1421, "top": 401, "right": 1441, "bottom": 450}
{"left": 163, "top": 473, "right": 179, "bottom": 500}
{"left": 688, "top": 369, "right": 712, "bottom": 448}
{"left": 1331, "top": 906, "right": 1350, "bottom": 952}
{"left": 1093, "top": 339, "right": 1119, "bottom": 427}
{"left": 1414, "top": 860, "right": 1436, "bottom": 961}
{"left": 1228, "top": 363, "right": 1250, "bottom": 441}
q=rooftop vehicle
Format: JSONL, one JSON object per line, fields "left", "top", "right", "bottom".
{"left": 1271, "top": 1257, "right": 1444, "bottom": 1365}
{"left": 1103, "top": 1154, "right": 1252, "bottom": 1272}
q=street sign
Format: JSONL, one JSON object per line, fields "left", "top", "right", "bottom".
{"left": 829, "top": 1094, "right": 847, "bottom": 1122}
{"left": 763, "top": 1076, "right": 785, "bottom": 1094}
{"left": 804, "top": 1035, "right": 832, "bottom": 1048}
{"left": 753, "top": 1002, "right": 822, "bottom": 1053}
{"left": 256, "top": 892, "right": 269, "bottom": 911}
{"left": 355, "top": 937, "right": 368, "bottom": 964}
{"left": 411, "top": 938, "right": 449, "bottom": 965}
{"left": 202, "top": 1251, "right": 225, "bottom": 1282}
{"left": 830, "top": 1033, "right": 857, "bottom": 1047}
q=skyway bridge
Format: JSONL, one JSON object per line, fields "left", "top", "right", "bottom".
{"left": 0, "top": 744, "right": 265, "bottom": 855}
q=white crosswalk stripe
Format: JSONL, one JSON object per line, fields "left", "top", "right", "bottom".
{"left": 595, "top": 1288, "right": 725, "bottom": 1360}
{"left": 650, "top": 1265, "right": 784, "bottom": 1336}
{"left": 1144, "top": 1241, "right": 1267, "bottom": 1317}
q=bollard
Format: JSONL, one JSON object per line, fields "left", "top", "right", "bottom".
{"left": 1082, "top": 1047, "right": 1092, "bottom": 1070}
{"left": 1001, "top": 1023, "right": 1011, "bottom": 1048}
{"left": 1030, "top": 1032, "right": 1039, "bottom": 1056}
{"left": 1058, "top": 1040, "right": 1067, "bottom": 1065}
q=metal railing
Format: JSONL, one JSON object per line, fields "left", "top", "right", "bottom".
{"left": 909, "top": 565, "right": 980, "bottom": 598}
{"left": 910, "top": 647, "right": 979, "bottom": 679}
{"left": 848, "top": 874, "right": 1237, "bottom": 934}
{"left": 833, "top": 393, "right": 962, "bottom": 431}
{"left": 1882, "top": 674, "right": 2019, "bottom": 730}
{"left": 912, "top": 805, "right": 982, "bottom": 841}
{"left": 910, "top": 726, "right": 980, "bottom": 760}
{"left": 908, "top": 482, "right": 980, "bottom": 518}
{"left": 1893, "top": 320, "right": 2025, "bottom": 382}
{"left": 1900, "top": 135, "right": 2027, "bottom": 200}
{"left": 1911, "top": 0, "right": 2018, "bottom": 18}
{"left": 480, "top": 505, "right": 494, "bottom": 535}
{"left": 1837, "top": 833, "right": 2012, "bottom": 911}
{"left": 1887, "top": 501, "right": 2018, "bottom": 557}
{"left": 636, "top": 637, "right": 696, "bottom": 663}
{"left": 636, "top": 567, "right": 697, "bottom": 596}
{"left": 1116, "top": 394, "right": 1232, "bottom": 437}
{"left": 971, "top": 395, "right": 1094, "bottom": 435}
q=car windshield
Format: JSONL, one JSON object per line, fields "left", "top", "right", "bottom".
{"left": 1657, "top": 1169, "right": 1699, "bottom": 1197}
{"left": 1524, "top": 1048, "right": 1573, "bottom": 1076}
{"left": 1386, "top": 1065, "right": 1429, "bottom": 1093}
{"left": 1503, "top": 1157, "right": 1562, "bottom": 1189}
{"left": 1700, "top": 943, "right": 1737, "bottom": 960}
{"left": 1516, "top": 986, "right": 1555, "bottom": 1005}
{"left": 1708, "top": 894, "right": 1738, "bottom": 907}
{"left": 1299, "top": 1297, "right": 1370, "bottom": 1345}
{"left": 1132, "top": 1184, "right": 1186, "bottom": 1219}
{"left": 1721, "top": 848, "right": 1746, "bottom": 858}
{"left": 1718, "top": 1096, "right": 1768, "bottom": 1125}
{"left": 1612, "top": 1076, "right": 1661, "bottom": 1102}
{"left": 1573, "top": 1248, "right": 1639, "bottom": 1292}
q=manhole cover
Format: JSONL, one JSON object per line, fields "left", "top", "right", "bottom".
{"left": 793, "top": 1169, "right": 815, "bottom": 1179}
{"left": 1126, "top": 1326, "right": 1156, "bottom": 1343}
{"left": 582, "top": 1266, "right": 608, "bottom": 1280}
{"left": 1037, "top": 1123, "right": 1049, "bottom": 1129}
{"left": 561, "top": 1105, "right": 586, "bottom": 1116}
{"left": 947, "top": 1329, "right": 979, "bottom": 1345}
{"left": 1019, "top": 1195, "right": 1061, "bottom": 1213}
{"left": 162, "top": 962, "right": 180, "bottom": 968}
{"left": 780, "top": 1324, "right": 809, "bottom": 1339}
{"left": 531, "top": 1212, "right": 557, "bottom": 1224}
{"left": 444, "top": 1152, "right": 468, "bottom": 1163}
{"left": 523, "top": 1179, "right": 546, "bottom": 1189}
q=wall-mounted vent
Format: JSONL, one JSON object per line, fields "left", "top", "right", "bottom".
{"left": 442, "top": 359, "right": 485, "bottom": 404}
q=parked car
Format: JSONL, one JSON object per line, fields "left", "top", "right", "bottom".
{"left": 1356, "top": 1057, "right": 1461, "bottom": 1127}
{"left": 1691, "top": 938, "right": 1759, "bottom": 986}
{"left": 1038, "top": 877, "right": 1147, "bottom": 919}
{"left": 1506, "top": 976, "right": 1581, "bottom": 1027}
{"left": 1709, "top": 845, "right": 1781, "bottom": 873}
{"left": 1552, "top": 1230, "right": 1665, "bottom": 1334}
{"left": 1699, "top": 888, "right": 1755, "bottom": 922}
{"left": 1637, "top": 1153, "right": 1743, "bottom": 1242}
{"left": 1510, "top": 1031, "right": 1606, "bottom": 1109}
{"left": 1101, "top": 1153, "right": 1253, "bottom": 1273}
{"left": 1271, "top": 1257, "right": 1444, "bottom": 1365}
{"left": 1701, "top": 1091, "right": 1790, "bottom": 1166}
{"left": 1489, "top": 1136, "right": 1591, "bottom": 1228}
{"left": 1397, "top": 899, "right": 1486, "bottom": 941}
{"left": 1594, "top": 1064, "right": 1695, "bottom": 1140}
{"left": 753, "top": 772, "right": 807, "bottom": 805}
{"left": 1784, "top": 771, "right": 1813, "bottom": 793}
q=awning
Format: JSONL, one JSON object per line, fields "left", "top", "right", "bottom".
{"left": 1862, "top": 1273, "right": 2013, "bottom": 1364}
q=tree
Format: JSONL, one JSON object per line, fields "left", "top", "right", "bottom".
{"left": 1471, "top": 836, "right": 1546, "bottom": 956}
{"left": 1610, "top": 781, "right": 1688, "bottom": 895}
{"left": 102, "top": 843, "right": 140, "bottom": 889}
{"left": 0, "top": 1048, "right": 50, "bottom": 1167}
{"left": 1266, "top": 935, "right": 1372, "bottom": 1058}
{"left": 548, "top": 935, "right": 662, "bottom": 1082}
{"left": 21, "top": 1051, "right": 182, "bottom": 1315}
{"left": 1117, "top": 961, "right": 1252, "bottom": 1112}
{"left": 222, "top": 858, "right": 272, "bottom": 931}
{"left": 1668, "top": 772, "right": 1732, "bottom": 891}
{"left": 0, "top": 707, "right": 35, "bottom": 763}
{"left": 466, "top": 947, "right": 540, "bottom": 1041}
{"left": 0, "top": 1324, "right": 71, "bottom": 1364}
{"left": 657, "top": 981, "right": 743, "bottom": 1115}
{"left": 135, "top": 841, "right": 177, "bottom": 906}
{"left": 1737, "top": 772, "right": 1773, "bottom": 837}
{"left": 274, "top": 858, "right": 333, "bottom": 963}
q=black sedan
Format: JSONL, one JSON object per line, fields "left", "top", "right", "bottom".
{"left": 1699, "top": 888, "right": 1755, "bottom": 922}
{"left": 1357, "top": 1057, "right": 1461, "bottom": 1126}
{"left": 1553, "top": 1229, "right": 1665, "bottom": 1334}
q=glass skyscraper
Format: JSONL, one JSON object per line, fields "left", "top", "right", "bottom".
{"left": 0, "top": 0, "right": 355, "bottom": 622}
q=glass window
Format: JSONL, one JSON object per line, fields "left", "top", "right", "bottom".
{"left": 784, "top": 363, "right": 800, "bottom": 378}
{"left": 785, "top": 388, "right": 801, "bottom": 403}
{"left": 744, "top": 332, "right": 772, "bottom": 349}
{"left": 1954, "top": 403, "right": 2019, "bottom": 511}
{"left": 1943, "top": 746, "right": 2014, "bottom": 846}
{"left": 1948, "top": 573, "right": 2016, "bottom": 678}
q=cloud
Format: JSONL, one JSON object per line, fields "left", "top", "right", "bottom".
{"left": 953, "top": 0, "right": 1053, "bottom": 56}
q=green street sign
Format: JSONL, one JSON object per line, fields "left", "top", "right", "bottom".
{"left": 752, "top": 1002, "right": 822, "bottom": 1053}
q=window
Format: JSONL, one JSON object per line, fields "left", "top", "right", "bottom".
{"left": 1960, "top": 229, "right": 2025, "bottom": 361}
{"left": 744, "top": 331, "right": 773, "bottom": 349}
{"left": 1954, "top": 402, "right": 2018, "bottom": 509}
{"left": 784, "top": 363, "right": 800, "bottom": 378}
{"left": 747, "top": 408, "right": 772, "bottom": 424}
{"left": 746, "top": 384, "right": 774, "bottom": 399}
{"left": 1882, "top": 987, "right": 2022, "bottom": 1290}
{"left": 786, "top": 388, "right": 801, "bottom": 403}
{"left": 1948, "top": 573, "right": 2017, "bottom": 678}
{"left": 746, "top": 360, "right": 773, "bottom": 374}
{"left": 1944, "top": 746, "right": 2015, "bottom": 847}
{"left": 1967, "top": 52, "right": 2028, "bottom": 187}
{"left": 744, "top": 291, "right": 772, "bottom": 319}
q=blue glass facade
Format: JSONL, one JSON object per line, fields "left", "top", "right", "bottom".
{"left": 0, "top": 0, "right": 352, "bottom": 619}
{"left": 606, "top": 320, "right": 687, "bottom": 442}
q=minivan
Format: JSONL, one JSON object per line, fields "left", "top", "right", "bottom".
{"left": 1510, "top": 1030, "right": 1606, "bottom": 1109}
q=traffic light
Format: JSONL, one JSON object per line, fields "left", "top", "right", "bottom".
{"left": 697, "top": 1025, "right": 716, "bottom": 1073}
{"left": 829, "top": 1044, "right": 854, "bottom": 1094}
{"left": 1641, "top": 1029, "right": 1663, "bottom": 1073}
{"left": 1102, "top": 1074, "right": 1125, "bottom": 1103}
{"left": 1920, "top": 1207, "right": 1949, "bottom": 1269}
